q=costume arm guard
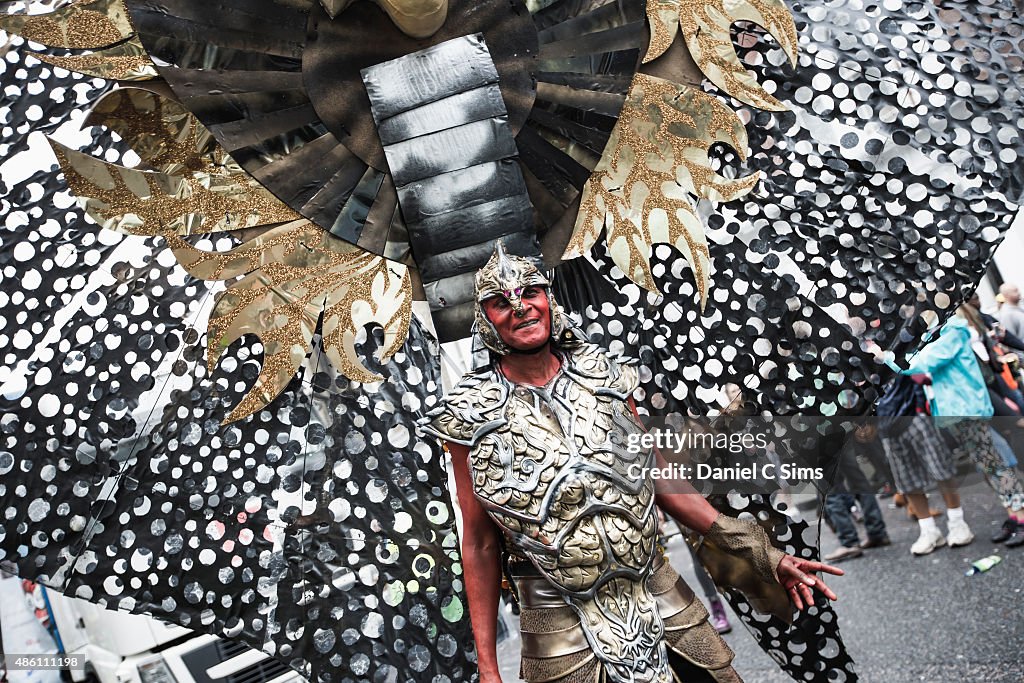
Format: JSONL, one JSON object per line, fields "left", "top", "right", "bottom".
{"left": 695, "top": 513, "right": 792, "bottom": 623}
{"left": 704, "top": 513, "right": 786, "bottom": 585}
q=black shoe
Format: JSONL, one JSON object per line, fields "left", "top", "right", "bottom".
{"left": 992, "top": 518, "right": 1018, "bottom": 543}
{"left": 1006, "top": 525, "right": 1024, "bottom": 548}
{"left": 860, "top": 535, "right": 892, "bottom": 549}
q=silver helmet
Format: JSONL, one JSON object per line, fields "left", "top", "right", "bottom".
{"left": 473, "top": 243, "right": 571, "bottom": 355}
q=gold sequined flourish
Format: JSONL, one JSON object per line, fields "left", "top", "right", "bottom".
{"left": 31, "top": 36, "right": 158, "bottom": 81}
{"left": 0, "top": 0, "right": 133, "bottom": 49}
{"left": 166, "top": 220, "right": 413, "bottom": 423}
{"left": 673, "top": 0, "right": 798, "bottom": 111}
{"left": 85, "top": 88, "right": 225, "bottom": 175}
{"left": 563, "top": 73, "right": 758, "bottom": 306}
{"left": 48, "top": 139, "right": 300, "bottom": 237}
{"left": 643, "top": 0, "right": 680, "bottom": 64}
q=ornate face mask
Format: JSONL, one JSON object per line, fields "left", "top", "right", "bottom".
{"left": 473, "top": 243, "right": 570, "bottom": 356}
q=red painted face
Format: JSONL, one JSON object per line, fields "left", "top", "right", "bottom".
{"left": 481, "top": 286, "right": 552, "bottom": 351}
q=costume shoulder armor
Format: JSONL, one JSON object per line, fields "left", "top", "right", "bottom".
{"left": 564, "top": 343, "right": 639, "bottom": 398}
{"left": 418, "top": 369, "right": 510, "bottom": 446}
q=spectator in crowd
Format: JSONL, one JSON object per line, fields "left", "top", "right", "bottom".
{"left": 884, "top": 308, "right": 1024, "bottom": 550}
{"left": 997, "top": 283, "right": 1024, "bottom": 339}
{"left": 968, "top": 292, "right": 1024, "bottom": 352}
{"left": 960, "top": 302, "right": 1024, "bottom": 414}
{"left": 876, "top": 374, "right": 972, "bottom": 554}
{"left": 823, "top": 425, "right": 891, "bottom": 561}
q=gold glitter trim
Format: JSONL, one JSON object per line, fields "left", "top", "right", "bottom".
{"left": 47, "top": 137, "right": 299, "bottom": 237}
{"left": 643, "top": 0, "right": 680, "bottom": 64}
{"left": 166, "top": 219, "right": 413, "bottom": 423}
{"left": 85, "top": 88, "right": 225, "bottom": 175}
{"left": 655, "top": 0, "right": 798, "bottom": 110}
{"left": 0, "top": 0, "right": 132, "bottom": 49}
{"left": 563, "top": 73, "right": 758, "bottom": 306}
{"left": 31, "top": 36, "right": 158, "bottom": 81}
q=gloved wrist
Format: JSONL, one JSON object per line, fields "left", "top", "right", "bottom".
{"left": 703, "top": 513, "right": 786, "bottom": 585}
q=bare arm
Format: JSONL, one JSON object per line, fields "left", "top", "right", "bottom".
{"left": 627, "top": 399, "right": 719, "bottom": 533}
{"left": 448, "top": 441, "right": 504, "bottom": 682}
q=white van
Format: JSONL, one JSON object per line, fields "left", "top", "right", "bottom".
{"left": 41, "top": 589, "right": 304, "bottom": 683}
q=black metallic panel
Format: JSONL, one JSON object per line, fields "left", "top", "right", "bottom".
{"left": 534, "top": 82, "right": 626, "bottom": 117}
{"left": 417, "top": 231, "right": 541, "bottom": 283}
{"left": 131, "top": 0, "right": 306, "bottom": 58}
{"left": 364, "top": 35, "right": 539, "bottom": 341}
{"left": 396, "top": 159, "right": 528, "bottom": 224}
{"left": 384, "top": 117, "right": 520, "bottom": 187}
{"left": 424, "top": 271, "right": 478, "bottom": 310}
{"left": 328, "top": 167, "right": 386, "bottom": 242}
{"left": 376, "top": 85, "right": 508, "bottom": 146}
{"left": 208, "top": 103, "right": 320, "bottom": 151}
{"left": 527, "top": 108, "right": 610, "bottom": 156}
{"left": 355, "top": 174, "right": 399, "bottom": 255}
{"left": 362, "top": 33, "right": 499, "bottom": 121}
{"left": 537, "top": 22, "right": 647, "bottom": 60}
{"left": 303, "top": 0, "right": 539, "bottom": 169}
{"left": 250, "top": 132, "right": 354, "bottom": 208}
{"left": 184, "top": 89, "right": 312, "bottom": 126}
{"left": 157, "top": 67, "right": 306, "bottom": 98}
{"left": 146, "top": 38, "right": 304, "bottom": 73}
{"left": 535, "top": 48, "right": 640, "bottom": 78}
{"left": 536, "top": 0, "right": 646, "bottom": 43}
{"left": 515, "top": 125, "right": 589, "bottom": 205}
{"left": 407, "top": 194, "right": 534, "bottom": 254}
{"left": 535, "top": 70, "right": 633, "bottom": 94}
{"left": 300, "top": 146, "right": 371, "bottom": 227}
{"left": 429, "top": 302, "right": 477, "bottom": 342}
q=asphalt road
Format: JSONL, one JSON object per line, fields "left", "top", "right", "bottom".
{"left": 670, "top": 474, "right": 1024, "bottom": 683}
{"left": 496, "top": 472, "right": 1023, "bottom": 682}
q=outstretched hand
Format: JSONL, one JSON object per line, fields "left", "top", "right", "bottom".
{"left": 775, "top": 555, "right": 843, "bottom": 611}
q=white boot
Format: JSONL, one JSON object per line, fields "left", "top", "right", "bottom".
{"left": 946, "top": 511, "right": 974, "bottom": 547}
{"left": 911, "top": 518, "right": 946, "bottom": 555}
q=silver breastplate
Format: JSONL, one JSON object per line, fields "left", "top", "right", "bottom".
{"left": 423, "top": 346, "right": 673, "bottom": 683}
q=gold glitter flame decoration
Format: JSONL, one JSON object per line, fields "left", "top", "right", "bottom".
{"left": 0, "top": 0, "right": 133, "bottom": 49}
{"left": 50, "top": 88, "right": 413, "bottom": 422}
{"left": 50, "top": 88, "right": 296, "bottom": 237}
{"left": 563, "top": 0, "right": 797, "bottom": 302}
{"left": 644, "top": 0, "right": 798, "bottom": 111}
{"left": 30, "top": 36, "right": 158, "bottom": 81}
{"left": 48, "top": 89, "right": 298, "bottom": 236}
{"left": 49, "top": 139, "right": 300, "bottom": 236}
{"left": 84, "top": 88, "right": 223, "bottom": 175}
{"left": 167, "top": 220, "right": 413, "bottom": 423}
{"left": 564, "top": 73, "right": 758, "bottom": 305}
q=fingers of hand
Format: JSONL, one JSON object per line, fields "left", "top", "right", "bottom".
{"left": 804, "top": 560, "right": 845, "bottom": 576}
{"left": 788, "top": 584, "right": 804, "bottom": 611}
{"left": 813, "top": 577, "right": 838, "bottom": 601}
{"left": 799, "top": 582, "right": 814, "bottom": 608}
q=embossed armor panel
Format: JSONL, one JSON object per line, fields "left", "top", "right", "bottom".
{"left": 424, "top": 344, "right": 673, "bottom": 683}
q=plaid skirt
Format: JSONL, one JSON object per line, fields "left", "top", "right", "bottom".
{"left": 880, "top": 418, "right": 957, "bottom": 492}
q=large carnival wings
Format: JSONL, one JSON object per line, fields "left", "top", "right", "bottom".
{"left": 1, "top": 0, "right": 1023, "bottom": 682}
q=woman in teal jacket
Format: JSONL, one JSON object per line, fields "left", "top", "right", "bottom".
{"left": 897, "top": 310, "right": 1024, "bottom": 547}
{"left": 901, "top": 315, "right": 993, "bottom": 419}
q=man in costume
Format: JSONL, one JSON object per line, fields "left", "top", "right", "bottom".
{"left": 422, "top": 246, "right": 843, "bottom": 683}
